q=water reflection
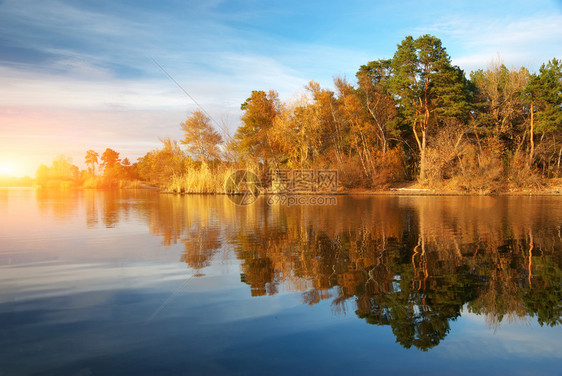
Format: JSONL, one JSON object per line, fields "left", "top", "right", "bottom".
{"left": 34, "top": 191, "right": 562, "bottom": 351}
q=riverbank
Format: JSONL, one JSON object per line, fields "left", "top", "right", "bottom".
{"left": 14, "top": 177, "right": 562, "bottom": 196}
{"left": 346, "top": 179, "right": 562, "bottom": 196}
{"left": 160, "top": 184, "right": 562, "bottom": 196}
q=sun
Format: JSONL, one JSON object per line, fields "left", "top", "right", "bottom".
{"left": 0, "top": 162, "right": 17, "bottom": 176}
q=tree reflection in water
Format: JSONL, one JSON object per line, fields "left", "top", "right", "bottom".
{"left": 38, "top": 191, "right": 561, "bottom": 351}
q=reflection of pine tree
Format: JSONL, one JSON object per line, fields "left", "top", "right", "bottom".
{"left": 142, "top": 195, "right": 562, "bottom": 350}
{"left": 354, "top": 237, "right": 478, "bottom": 351}
{"left": 520, "top": 256, "right": 562, "bottom": 327}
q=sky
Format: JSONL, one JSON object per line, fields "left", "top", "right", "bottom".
{"left": 0, "top": 0, "right": 561, "bottom": 176}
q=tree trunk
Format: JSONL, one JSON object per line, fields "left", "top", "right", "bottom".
{"left": 420, "top": 89, "right": 430, "bottom": 182}
{"left": 419, "top": 129, "right": 427, "bottom": 182}
{"left": 529, "top": 102, "right": 535, "bottom": 165}
{"left": 527, "top": 229, "right": 534, "bottom": 288}
{"left": 328, "top": 102, "right": 343, "bottom": 164}
{"left": 367, "top": 107, "right": 387, "bottom": 156}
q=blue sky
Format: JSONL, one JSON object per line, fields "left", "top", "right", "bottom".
{"left": 0, "top": 0, "right": 561, "bottom": 175}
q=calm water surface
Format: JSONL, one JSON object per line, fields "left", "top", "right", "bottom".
{"left": 0, "top": 189, "right": 561, "bottom": 375}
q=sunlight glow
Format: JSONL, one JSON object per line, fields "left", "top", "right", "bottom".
{"left": 0, "top": 162, "right": 17, "bottom": 176}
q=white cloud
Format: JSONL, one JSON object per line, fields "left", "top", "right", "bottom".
{"left": 416, "top": 12, "right": 562, "bottom": 72}
{"left": 439, "top": 311, "right": 562, "bottom": 360}
{"left": 0, "top": 0, "right": 145, "bottom": 38}
{"left": 2, "top": 1, "right": 560, "bottom": 176}
{"left": 0, "top": 65, "right": 186, "bottom": 110}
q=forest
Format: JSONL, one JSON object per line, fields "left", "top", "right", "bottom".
{"left": 35, "top": 35, "right": 562, "bottom": 193}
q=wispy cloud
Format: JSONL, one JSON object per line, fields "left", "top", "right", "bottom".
{"left": 1, "top": 0, "right": 560, "bottom": 175}
{"left": 0, "top": 66, "right": 186, "bottom": 110}
{"left": 439, "top": 311, "right": 562, "bottom": 360}
{"left": 415, "top": 11, "right": 562, "bottom": 72}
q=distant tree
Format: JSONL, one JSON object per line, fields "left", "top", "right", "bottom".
{"left": 35, "top": 156, "right": 79, "bottom": 187}
{"left": 35, "top": 164, "right": 50, "bottom": 186}
{"left": 137, "top": 138, "right": 187, "bottom": 185}
{"left": 85, "top": 150, "right": 99, "bottom": 176}
{"left": 100, "top": 148, "right": 120, "bottom": 176}
{"left": 51, "top": 155, "right": 78, "bottom": 180}
{"left": 180, "top": 110, "right": 223, "bottom": 162}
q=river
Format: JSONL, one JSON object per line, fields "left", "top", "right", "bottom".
{"left": 1, "top": 188, "right": 561, "bottom": 375}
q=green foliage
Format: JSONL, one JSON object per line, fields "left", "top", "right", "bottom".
{"left": 525, "top": 58, "right": 562, "bottom": 134}
{"left": 378, "top": 35, "right": 471, "bottom": 181}
{"left": 389, "top": 35, "right": 471, "bottom": 131}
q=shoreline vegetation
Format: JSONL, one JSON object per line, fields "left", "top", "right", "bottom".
{"left": 27, "top": 35, "right": 561, "bottom": 196}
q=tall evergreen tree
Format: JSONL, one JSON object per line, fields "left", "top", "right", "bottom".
{"left": 524, "top": 58, "right": 562, "bottom": 163}
{"left": 84, "top": 150, "right": 99, "bottom": 176}
{"left": 389, "top": 35, "right": 471, "bottom": 180}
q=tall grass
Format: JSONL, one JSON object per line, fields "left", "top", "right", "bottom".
{"left": 82, "top": 176, "right": 144, "bottom": 189}
{"left": 166, "top": 163, "right": 236, "bottom": 193}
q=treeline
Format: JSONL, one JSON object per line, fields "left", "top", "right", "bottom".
{"left": 0, "top": 176, "right": 33, "bottom": 187}
{"left": 35, "top": 150, "right": 138, "bottom": 188}
{"left": 37, "top": 35, "right": 562, "bottom": 192}
{"left": 159, "top": 34, "right": 561, "bottom": 192}
{"left": 227, "top": 35, "right": 561, "bottom": 191}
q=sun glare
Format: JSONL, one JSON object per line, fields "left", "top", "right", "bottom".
{"left": 0, "top": 162, "right": 17, "bottom": 176}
